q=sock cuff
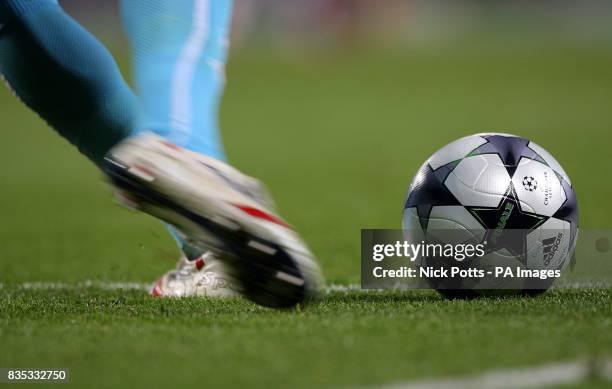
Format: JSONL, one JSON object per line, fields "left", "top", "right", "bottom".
{"left": 0, "top": 0, "right": 59, "bottom": 23}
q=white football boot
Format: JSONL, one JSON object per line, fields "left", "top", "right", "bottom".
{"left": 104, "top": 132, "right": 323, "bottom": 308}
{"left": 151, "top": 252, "right": 238, "bottom": 298}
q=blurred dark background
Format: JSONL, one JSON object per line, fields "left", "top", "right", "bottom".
{"left": 60, "top": 0, "right": 612, "bottom": 49}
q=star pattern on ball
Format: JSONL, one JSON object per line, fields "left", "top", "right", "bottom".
{"left": 404, "top": 161, "right": 461, "bottom": 230}
{"left": 467, "top": 135, "right": 548, "bottom": 178}
{"left": 466, "top": 183, "right": 548, "bottom": 259}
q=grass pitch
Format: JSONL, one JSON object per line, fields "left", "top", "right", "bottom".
{"left": 1, "top": 287, "right": 610, "bottom": 388}
{"left": 1, "top": 31, "right": 612, "bottom": 387}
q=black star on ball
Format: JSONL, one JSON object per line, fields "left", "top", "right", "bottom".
{"left": 466, "top": 183, "right": 548, "bottom": 259}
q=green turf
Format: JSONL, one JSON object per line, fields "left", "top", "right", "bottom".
{"left": 1, "top": 288, "right": 610, "bottom": 388}
{"left": 1, "top": 32, "right": 612, "bottom": 387}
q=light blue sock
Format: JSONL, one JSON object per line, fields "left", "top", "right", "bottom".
{"left": 120, "top": 0, "right": 233, "bottom": 161}
{"left": 120, "top": 0, "right": 234, "bottom": 254}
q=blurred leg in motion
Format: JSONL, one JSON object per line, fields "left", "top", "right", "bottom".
{"left": 121, "top": 0, "right": 233, "bottom": 257}
{"left": 0, "top": 0, "right": 142, "bottom": 164}
{"left": 121, "top": 0, "right": 233, "bottom": 161}
{"left": 120, "top": 0, "right": 238, "bottom": 296}
{"left": 0, "top": 0, "right": 321, "bottom": 306}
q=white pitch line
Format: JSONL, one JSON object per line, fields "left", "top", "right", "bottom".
{"left": 0, "top": 281, "right": 363, "bottom": 293}
{"left": 381, "top": 359, "right": 612, "bottom": 389}
{"left": 603, "top": 359, "right": 612, "bottom": 381}
{"left": 0, "top": 281, "right": 151, "bottom": 291}
{"left": 0, "top": 281, "right": 607, "bottom": 293}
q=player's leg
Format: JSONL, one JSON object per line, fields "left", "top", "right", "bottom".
{"left": 1, "top": 0, "right": 322, "bottom": 308}
{"left": 0, "top": 0, "right": 141, "bottom": 164}
{"left": 108, "top": 0, "right": 322, "bottom": 307}
{"left": 120, "top": 0, "right": 231, "bottom": 160}
{"left": 120, "top": 0, "right": 235, "bottom": 297}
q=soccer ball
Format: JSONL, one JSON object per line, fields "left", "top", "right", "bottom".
{"left": 402, "top": 133, "right": 578, "bottom": 295}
